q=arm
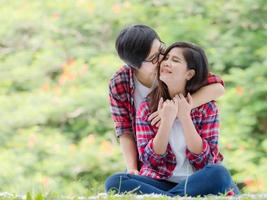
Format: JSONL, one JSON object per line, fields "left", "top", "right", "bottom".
{"left": 152, "top": 118, "right": 172, "bottom": 155}
{"left": 191, "top": 83, "right": 224, "bottom": 108}
{"left": 136, "top": 102, "right": 169, "bottom": 168}
{"left": 136, "top": 101, "right": 177, "bottom": 168}
{"left": 186, "top": 102, "right": 222, "bottom": 169}
{"left": 153, "top": 100, "right": 178, "bottom": 155}
{"left": 119, "top": 133, "right": 138, "bottom": 172}
{"left": 191, "top": 73, "right": 225, "bottom": 108}
{"left": 180, "top": 115, "right": 203, "bottom": 154}
{"left": 109, "top": 80, "right": 138, "bottom": 172}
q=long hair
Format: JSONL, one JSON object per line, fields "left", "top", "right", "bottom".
{"left": 148, "top": 42, "right": 209, "bottom": 112}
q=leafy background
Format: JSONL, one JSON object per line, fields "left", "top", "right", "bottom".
{"left": 0, "top": 0, "right": 266, "bottom": 196}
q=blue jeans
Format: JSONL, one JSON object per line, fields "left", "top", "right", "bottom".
{"left": 105, "top": 164, "right": 240, "bottom": 197}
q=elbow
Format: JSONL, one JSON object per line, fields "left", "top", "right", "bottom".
{"left": 153, "top": 149, "right": 167, "bottom": 156}
{"left": 215, "top": 83, "right": 225, "bottom": 99}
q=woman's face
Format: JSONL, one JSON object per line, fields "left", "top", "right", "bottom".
{"left": 159, "top": 47, "right": 194, "bottom": 94}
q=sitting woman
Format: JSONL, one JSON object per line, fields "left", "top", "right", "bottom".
{"left": 105, "top": 42, "right": 240, "bottom": 197}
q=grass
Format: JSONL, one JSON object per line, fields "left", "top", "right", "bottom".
{"left": 1, "top": 192, "right": 267, "bottom": 200}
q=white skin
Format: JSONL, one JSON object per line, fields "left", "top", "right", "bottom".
{"left": 152, "top": 47, "right": 203, "bottom": 155}
{"left": 134, "top": 39, "right": 162, "bottom": 88}
{"left": 119, "top": 39, "right": 224, "bottom": 175}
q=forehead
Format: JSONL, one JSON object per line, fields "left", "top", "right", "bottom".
{"left": 168, "top": 47, "right": 184, "bottom": 57}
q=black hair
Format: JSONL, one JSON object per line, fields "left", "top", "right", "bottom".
{"left": 165, "top": 42, "right": 209, "bottom": 93}
{"left": 115, "top": 24, "right": 160, "bottom": 69}
{"left": 149, "top": 42, "right": 209, "bottom": 112}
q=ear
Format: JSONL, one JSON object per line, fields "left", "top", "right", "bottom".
{"left": 186, "top": 69, "right": 195, "bottom": 80}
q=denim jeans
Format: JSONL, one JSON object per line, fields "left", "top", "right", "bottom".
{"left": 105, "top": 164, "right": 240, "bottom": 197}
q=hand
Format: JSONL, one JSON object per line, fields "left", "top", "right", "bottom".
{"left": 176, "top": 93, "right": 193, "bottom": 120}
{"left": 148, "top": 97, "right": 163, "bottom": 127}
{"left": 161, "top": 98, "right": 178, "bottom": 126}
{"left": 128, "top": 169, "right": 139, "bottom": 175}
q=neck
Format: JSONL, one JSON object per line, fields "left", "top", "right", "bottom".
{"left": 134, "top": 70, "right": 153, "bottom": 88}
{"left": 169, "top": 88, "right": 186, "bottom": 98}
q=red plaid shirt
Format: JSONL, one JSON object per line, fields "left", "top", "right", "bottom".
{"left": 109, "top": 65, "right": 224, "bottom": 138}
{"left": 136, "top": 100, "right": 224, "bottom": 180}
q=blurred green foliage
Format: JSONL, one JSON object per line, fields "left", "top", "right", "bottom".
{"left": 0, "top": 0, "right": 266, "bottom": 195}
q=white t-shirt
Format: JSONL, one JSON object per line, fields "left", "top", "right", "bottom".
{"left": 133, "top": 75, "right": 152, "bottom": 111}
{"left": 134, "top": 75, "right": 193, "bottom": 183}
{"left": 167, "top": 119, "right": 194, "bottom": 183}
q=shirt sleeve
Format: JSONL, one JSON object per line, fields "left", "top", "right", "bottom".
{"left": 109, "top": 79, "right": 132, "bottom": 137}
{"left": 207, "top": 72, "right": 225, "bottom": 87}
{"left": 186, "top": 102, "right": 222, "bottom": 169}
{"left": 136, "top": 102, "right": 168, "bottom": 168}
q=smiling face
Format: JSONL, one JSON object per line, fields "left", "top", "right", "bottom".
{"left": 159, "top": 47, "right": 195, "bottom": 96}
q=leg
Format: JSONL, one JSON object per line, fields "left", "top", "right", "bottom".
{"left": 168, "top": 164, "right": 238, "bottom": 197}
{"left": 105, "top": 172, "right": 175, "bottom": 195}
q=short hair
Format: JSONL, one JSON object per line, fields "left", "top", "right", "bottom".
{"left": 115, "top": 24, "right": 160, "bottom": 69}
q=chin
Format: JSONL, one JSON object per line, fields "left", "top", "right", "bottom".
{"left": 159, "top": 76, "right": 169, "bottom": 86}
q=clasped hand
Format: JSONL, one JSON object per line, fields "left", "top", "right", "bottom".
{"left": 148, "top": 93, "right": 193, "bottom": 127}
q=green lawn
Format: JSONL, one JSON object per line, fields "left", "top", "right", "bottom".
{"left": 1, "top": 192, "right": 267, "bottom": 200}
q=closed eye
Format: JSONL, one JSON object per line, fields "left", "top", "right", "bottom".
{"left": 163, "top": 56, "right": 169, "bottom": 60}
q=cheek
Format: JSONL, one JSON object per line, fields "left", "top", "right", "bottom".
{"left": 147, "top": 65, "right": 157, "bottom": 74}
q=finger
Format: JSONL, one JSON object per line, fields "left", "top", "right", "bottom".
{"left": 151, "top": 115, "right": 161, "bottom": 126}
{"left": 173, "top": 96, "right": 178, "bottom": 105}
{"left": 179, "top": 93, "right": 185, "bottom": 99}
{"left": 179, "top": 93, "right": 187, "bottom": 103}
{"left": 173, "top": 95, "right": 178, "bottom": 101}
{"left": 187, "top": 93, "right": 193, "bottom": 105}
{"left": 155, "top": 120, "right": 161, "bottom": 127}
{"left": 148, "top": 111, "right": 158, "bottom": 121}
{"left": 157, "top": 97, "right": 164, "bottom": 110}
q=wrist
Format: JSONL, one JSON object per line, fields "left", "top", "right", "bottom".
{"left": 161, "top": 118, "right": 174, "bottom": 128}
{"left": 179, "top": 114, "right": 191, "bottom": 123}
{"left": 127, "top": 162, "right": 138, "bottom": 169}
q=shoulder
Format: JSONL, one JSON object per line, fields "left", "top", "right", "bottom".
{"left": 109, "top": 65, "right": 132, "bottom": 88}
{"left": 109, "top": 65, "right": 133, "bottom": 100}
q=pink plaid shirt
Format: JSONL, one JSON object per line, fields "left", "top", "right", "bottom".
{"left": 109, "top": 65, "right": 224, "bottom": 139}
{"left": 136, "top": 100, "right": 224, "bottom": 180}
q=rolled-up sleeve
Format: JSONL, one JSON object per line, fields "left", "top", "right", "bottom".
{"left": 207, "top": 72, "right": 225, "bottom": 87}
{"left": 109, "top": 79, "right": 132, "bottom": 137}
{"left": 186, "top": 102, "right": 221, "bottom": 169}
{"left": 136, "top": 102, "right": 167, "bottom": 168}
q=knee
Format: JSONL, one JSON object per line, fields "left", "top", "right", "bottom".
{"left": 206, "top": 164, "right": 232, "bottom": 189}
{"left": 105, "top": 173, "right": 129, "bottom": 193}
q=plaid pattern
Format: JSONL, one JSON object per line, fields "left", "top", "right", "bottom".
{"left": 109, "top": 65, "right": 224, "bottom": 138}
{"left": 136, "top": 100, "right": 224, "bottom": 180}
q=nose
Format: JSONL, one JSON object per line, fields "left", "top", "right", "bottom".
{"left": 163, "top": 58, "right": 171, "bottom": 67}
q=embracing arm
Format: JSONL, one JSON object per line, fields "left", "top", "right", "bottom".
{"left": 191, "top": 73, "right": 225, "bottom": 108}
{"left": 191, "top": 83, "right": 224, "bottom": 108}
